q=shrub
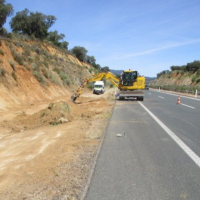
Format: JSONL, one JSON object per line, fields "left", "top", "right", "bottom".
{"left": 43, "top": 61, "right": 49, "bottom": 68}
{"left": 12, "top": 52, "right": 23, "bottom": 65}
{"left": 0, "top": 49, "right": 4, "bottom": 55}
{"left": 49, "top": 73, "right": 60, "bottom": 85}
{"left": 53, "top": 67, "right": 60, "bottom": 74}
{"left": 33, "top": 71, "right": 46, "bottom": 85}
{"left": 22, "top": 46, "right": 31, "bottom": 57}
{"left": 192, "top": 75, "right": 199, "bottom": 83}
{"left": 11, "top": 71, "right": 17, "bottom": 80}
{"left": 59, "top": 72, "right": 71, "bottom": 85}
{"left": 9, "top": 61, "right": 16, "bottom": 71}
{"left": 0, "top": 68, "right": 6, "bottom": 76}
{"left": 41, "top": 68, "right": 48, "bottom": 79}
{"left": 31, "top": 63, "right": 38, "bottom": 71}
{"left": 87, "top": 82, "right": 93, "bottom": 89}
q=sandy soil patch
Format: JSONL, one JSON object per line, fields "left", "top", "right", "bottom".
{"left": 0, "top": 89, "right": 115, "bottom": 200}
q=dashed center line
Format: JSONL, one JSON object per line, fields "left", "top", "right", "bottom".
{"left": 181, "top": 103, "right": 195, "bottom": 109}
{"left": 139, "top": 101, "right": 200, "bottom": 168}
{"left": 158, "top": 96, "right": 164, "bottom": 99}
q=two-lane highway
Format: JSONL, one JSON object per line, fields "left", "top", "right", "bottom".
{"left": 84, "top": 90, "right": 200, "bottom": 200}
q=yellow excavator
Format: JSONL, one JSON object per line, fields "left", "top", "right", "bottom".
{"left": 71, "top": 70, "right": 145, "bottom": 102}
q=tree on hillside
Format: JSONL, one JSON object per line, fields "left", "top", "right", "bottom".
{"left": 157, "top": 70, "right": 170, "bottom": 78}
{"left": 186, "top": 60, "right": 200, "bottom": 72}
{"left": 47, "top": 30, "right": 69, "bottom": 50}
{"left": 10, "top": 9, "right": 56, "bottom": 39}
{"left": 0, "top": 0, "right": 13, "bottom": 30}
{"left": 86, "top": 55, "right": 96, "bottom": 65}
{"left": 70, "top": 46, "right": 88, "bottom": 62}
{"left": 93, "top": 63, "right": 101, "bottom": 70}
{"left": 101, "top": 66, "right": 110, "bottom": 72}
{"left": 170, "top": 65, "right": 186, "bottom": 71}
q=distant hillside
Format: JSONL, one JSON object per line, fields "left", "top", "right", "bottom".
{"left": 150, "top": 70, "right": 200, "bottom": 94}
{"left": 110, "top": 69, "right": 155, "bottom": 84}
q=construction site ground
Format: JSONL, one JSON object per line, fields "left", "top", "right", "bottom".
{"left": 0, "top": 88, "right": 115, "bottom": 200}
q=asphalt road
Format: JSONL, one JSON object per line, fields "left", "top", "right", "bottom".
{"left": 84, "top": 89, "right": 200, "bottom": 200}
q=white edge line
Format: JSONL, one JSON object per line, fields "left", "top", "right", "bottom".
{"left": 181, "top": 103, "right": 195, "bottom": 109}
{"left": 138, "top": 101, "right": 200, "bottom": 168}
{"left": 152, "top": 89, "right": 200, "bottom": 101}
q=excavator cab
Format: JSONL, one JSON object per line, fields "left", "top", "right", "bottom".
{"left": 121, "top": 71, "right": 138, "bottom": 86}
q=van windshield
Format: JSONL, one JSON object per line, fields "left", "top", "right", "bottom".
{"left": 94, "top": 85, "right": 103, "bottom": 88}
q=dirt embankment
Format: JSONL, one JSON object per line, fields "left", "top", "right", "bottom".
{"left": 0, "top": 37, "right": 116, "bottom": 199}
{"left": 0, "top": 89, "right": 115, "bottom": 200}
{"left": 150, "top": 71, "right": 200, "bottom": 87}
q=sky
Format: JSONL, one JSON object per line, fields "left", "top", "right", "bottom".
{"left": 3, "top": 0, "right": 200, "bottom": 77}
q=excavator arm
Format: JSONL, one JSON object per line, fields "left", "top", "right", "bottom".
{"left": 71, "top": 72, "right": 120, "bottom": 102}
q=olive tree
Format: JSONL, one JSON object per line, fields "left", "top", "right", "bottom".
{"left": 10, "top": 9, "right": 56, "bottom": 39}
{"left": 70, "top": 46, "right": 88, "bottom": 62}
{"left": 47, "top": 30, "right": 69, "bottom": 49}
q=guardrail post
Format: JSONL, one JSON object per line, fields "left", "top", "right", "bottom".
{"left": 195, "top": 89, "right": 198, "bottom": 98}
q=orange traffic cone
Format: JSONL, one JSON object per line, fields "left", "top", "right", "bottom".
{"left": 177, "top": 96, "right": 181, "bottom": 104}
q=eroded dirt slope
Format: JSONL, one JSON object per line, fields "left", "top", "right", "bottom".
{"left": 0, "top": 89, "right": 115, "bottom": 200}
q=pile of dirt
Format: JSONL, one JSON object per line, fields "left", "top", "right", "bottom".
{"left": 1, "top": 101, "right": 72, "bottom": 133}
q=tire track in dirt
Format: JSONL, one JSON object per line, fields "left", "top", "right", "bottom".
{"left": 0, "top": 130, "right": 63, "bottom": 172}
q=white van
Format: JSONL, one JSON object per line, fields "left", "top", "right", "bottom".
{"left": 93, "top": 81, "right": 104, "bottom": 94}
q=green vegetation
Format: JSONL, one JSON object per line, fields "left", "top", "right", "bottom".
{"left": 10, "top": 9, "right": 56, "bottom": 39}
{"left": 11, "top": 71, "right": 17, "bottom": 80}
{"left": 47, "top": 31, "right": 68, "bottom": 50}
{"left": 170, "top": 61, "right": 200, "bottom": 72}
{"left": 70, "top": 46, "right": 88, "bottom": 62}
{"left": 0, "top": 0, "right": 13, "bottom": 30}
{"left": 157, "top": 61, "right": 200, "bottom": 79}
{"left": 9, "top": 60, "right": 16, "bottom": 71}
{"left": 0, "top": 67, "right": 6, "bottom": 76}
{"left": 0, "top": 48, "right": 4, "bottom": 55}
{"left": 151, "top": 85, "right": 200, "bottom": 94}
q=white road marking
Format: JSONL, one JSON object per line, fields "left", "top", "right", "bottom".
{"left": 181, "top": 103, "right": 195, "bottom": 109}
{"left": 148, "top": 93, "right": 151, "bottom": 94}
{"left": 158, "top": 96, "right": 164, "bottom": 99}
{"left": 152, "top": 89, "right": 200, "bottom": 101}
{"left": 139, "top": 102, "right": 200, "bottom": 168}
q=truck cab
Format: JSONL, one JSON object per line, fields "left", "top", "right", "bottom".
{"left": 93, "top": 81, "right": 104, "bottom": 94}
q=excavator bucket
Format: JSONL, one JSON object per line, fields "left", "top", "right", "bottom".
{"left": 71, "top": 94, "right": 77, "bottom": 103}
